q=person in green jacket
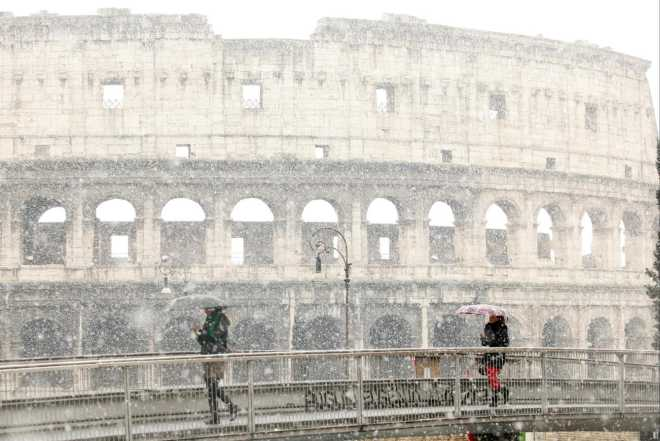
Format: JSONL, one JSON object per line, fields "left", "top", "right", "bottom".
{"left": 193, "top": 306, "right": 237, "bottom": 424}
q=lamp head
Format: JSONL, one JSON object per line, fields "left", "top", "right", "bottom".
{"left": 315, "top": 255, "right": 322, "bottom": 273}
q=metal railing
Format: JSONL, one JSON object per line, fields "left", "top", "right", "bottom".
{"left": 0, "top": 348, "right": 658, "bottom": 440}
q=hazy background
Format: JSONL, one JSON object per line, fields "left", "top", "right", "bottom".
{"left": 6, "top": 0, "right": 659, "bottom": 129}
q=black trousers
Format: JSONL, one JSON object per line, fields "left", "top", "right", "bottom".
{"left": 205, "top": 363, "right": 234, "bottom": 424}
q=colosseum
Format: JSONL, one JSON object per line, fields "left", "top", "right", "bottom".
{"left": 0, "top": 9, "right": 657, "bottom": 367}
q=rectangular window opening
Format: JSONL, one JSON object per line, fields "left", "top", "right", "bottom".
{"left": 441, "top": 149, "right": 453, "bottom": 163}
{"left": 489, "top": 94, "right": 507, "bottom": 120}
{"left": 378, "top": 237, "right": 391, "bottom": 260}
{"left": 314, "top": 145, "right": 329, "bottom": 159}
{"left": 231, "top": 237, "right": 245, "bottom": 265}
{"left": 546, "top": 157, "right": 556, "bottom": 170}
{"left": 35, "top": 145, "right": 50, "bottom": 158}
{"left": 175, "top": 144, "right": 191, "bottom": 159}
{"left": 102, "top": 83, "right": 124, "bottom": 109}
{"left": 110, "top": 235, "right": 129, "bottom": 259}
{"left": 375, "top": 85, "right": 394, "bottom": 113}
{"left": 242, "top": 84, "right": 262, "bottom": 109}
{"left": 585, "top": 104, "right": 598, "bottom": 132}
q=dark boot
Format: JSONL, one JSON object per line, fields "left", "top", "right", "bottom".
{"left": 501, "top": 386, "right": 509, "bottom": 405}
{"left": 489, "top": 392, "right": 498, "bottom": 407}
{"left": 229, "top": 403, "right": 238, "bottom": 421}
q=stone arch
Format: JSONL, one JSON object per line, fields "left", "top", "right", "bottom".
{"left": 232, "top": 318, "right": 277, "bottom": 382}
{"left": 22, "top": 197, "right": 67, "bottom": 265}
{"left": 542, "top": 316, "right": 573, "bottom": 348}
{"left": 624, "top": 317, "right": 647, "bottom": 349}
{"left": 292, "top": 315, "right": 343, "bottom": 380}
{"left": 230, "top": 198, "right": 274, "bottom": 265}
{"left": 20, "top": 318, "right": 74, "bottom": 387}
{"left": 85, "top": 314, "right": 148, "bottom": 389}
{"left": 586, "top": 317, "right": 614, "bottom": 349}
{"left": 301, "top": 199, "right": 342, "bottom": 264}
{"left": 428, "top": 201, "right": 456, "bottom": 263}
{"left": 366, "top": 198, "right": 400, "bottom": 263}
{"left": 94, "top": 199, "right": 137, "bottom": 264}
{"left": 432, "top": 315, "right": 480, "bottom": 347}
{"left": 535, "top": 205, "right": 564, "bottom": 263}
{"left": 160, "top": 198, "right": 206, "bottom": 265}
{"left": 368, "top": 314, "right": 413, "bottom": 378}
{"left": 484, "top": 201, "right": 517, "bottom": 265}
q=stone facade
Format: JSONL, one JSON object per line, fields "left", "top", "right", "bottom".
{"left": 0, "top": 10, "right": 657, "bottom": 361}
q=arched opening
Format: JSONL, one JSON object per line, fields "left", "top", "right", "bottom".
{"left": 432, "top": 315, "right": 480, "bottom": 347}
{"left": 587, "top": 317, "right": 614, "bottom": 349}
{"left": 620, "top": 212, "right": 642, "bottom": 270}
{"left": 536, "top": 208, "right": 555, "bottom": 263}
{"left": 85, "top": 315, "right": 147, "bottom": 389}
{"left": 301, "top": 199, "right": 341, "bottom": 263}
{"left": 366, "top": 198, "right": 400, "bottom": 263}
{"left": 23, "top": 198, "right": 67, "bottom": 265}
{"left": 95, "top": 199, "right": 137, "bottom": 264}
{"left": 542, "top": 317, "right": 573, "bottom": 348}
{"left": 20, "top": 318, "right": 73, "bottom": 387}
{"left": 625, "top": 318, "right": 647, "bottom": 350}
{"left": 485, "top": 203, "right": 510, "bottom": 265}
{"left": 232, "top": 318, "right": 278, "bottom": 383}
{"left": 428, "top": 202, "right": 456, "bottom": 263}
{"left": 581, "top": 209, "right": 608, "bottom": 269}
{"left": 159, "top": 315, "right": 203, "bottom": 385}
{"left": 368, "top": 314, "right": 413, "bottom": 378}
{"left": 230, "top": 198, "right": 274, "bottom": 265}
{"left": 160, "top": 198, "right": 206, "bottom": 265}
{"left": 292, "top": 315, "right": 343, "bottom": 380}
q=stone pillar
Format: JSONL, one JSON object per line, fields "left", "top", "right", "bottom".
{"left": 420, "top": 301, "right": 429, "bottom": 348}
{"left": 454, "top": 218, "right": 484, "bottom": 267}
{"left": 272, "top": 219, "right": 287, "bottom": 265}
{"left": 553, "top": 226, "right": 578, "bottom": 268}
{"left": 507, "top": 222, "right": 528, "bottom": 266}
{"left": 285, "top": 200, "right": 300, "bottom": 265}
{"left": 399, "top": 218, "right": 415, "bottom": 266}
{"left": 138, "top": 198, "right": 158, "bottom": 266}
{"left": 350, "top": 200, "right": 364, "bottom": 265}
{"left": 592, "top": 224, "right": 616, "bottom": 269}
{"left": 66, "top": 201, "right": 85, "bottom": 267}
{"left": 1, "top": 199, "right": 20, "bottom": 267}
{"left": 415, "top": 212, "right": 430, "bottom": 265}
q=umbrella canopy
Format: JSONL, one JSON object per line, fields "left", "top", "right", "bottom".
{"left": 455, "top": 304, "right": 506, "bottom": 317}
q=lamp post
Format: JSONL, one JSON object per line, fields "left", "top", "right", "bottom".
{"left": 156, "top": 255, "right": 190, "bottom": 295}
{"left": 310, "top": 228, "right": 352, "bottom": 349}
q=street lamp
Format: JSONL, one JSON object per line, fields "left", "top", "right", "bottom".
{"left": 156, "top": 255, "right": 190, "bottom": 295}
{"left": 309, "top": 228, "right": 352, "bottom": 349}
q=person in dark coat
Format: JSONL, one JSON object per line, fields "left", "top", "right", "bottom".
{"left": 480, "top": 314, "right": 509, "bottom": 406}
{"left": 193, "top": 306, "right": 237, "bottom": 424}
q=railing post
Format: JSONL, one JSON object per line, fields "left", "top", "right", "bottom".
{"left": 540, "top": 352, "right": 548, "bottom": 414}
{"left": 617, "top": 353, "right": 625, "bottom": 413}
{"left": 356, "top": 355, "right": 364, "bottom": 426}
{"left": 247, "top": 360, "right": 255, "bottom": 434}
{"left": 123, "top": 367, "right": 132, "bottom": 441}
{"left": 453, "top": 353, "right": 461, "bottom": 417}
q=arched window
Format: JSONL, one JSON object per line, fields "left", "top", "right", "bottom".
{"left": 485, "top": 203, "right": 509, "bottom": 265}
{"left": 542, "top": 317, "right": 573, "bottom": 348}
{"left": 625, "top": 318, "right": 647, "bottom": 350}
{"left": 368, "top": 314, "right": 413, "bottom": 378}
{"left": 536, "top": 208, "right": 554, "bottom": 262}
{"left": 432, "top": 315, "right": 480, "bottom": 347}
{"left": 580, "top": 212, "right": 594, "bottom": 268}
{"left": 232, "top": 319, "right": 278, "bottom": 382}
{"left": 587, "top": 317, "right": 613, "bottom": 349}
{"left": 23, "top": 198, "right": 67, "bottom": 265}
{"left": 160, "top": 199, "right": 206, "bottom": 265}
{"left": 428, "top": 202, "right": 456, "bottom": 263}
{"left": 301, "top": 200, "right": 340, "bottom": 263}
{"left": 230, "top": 198, "right": 274, "bottom": 265}
{"left": 366, "top": 198, "right": 400, "bottom": 263}
{"left": 95, "top": 199, "right": 137, "bottom": 264}
{"left": 20, "top": 318, "right": 74, "bottom": 387}
{"left": 293, "top": 315, "right": 343, "bottom": 381}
